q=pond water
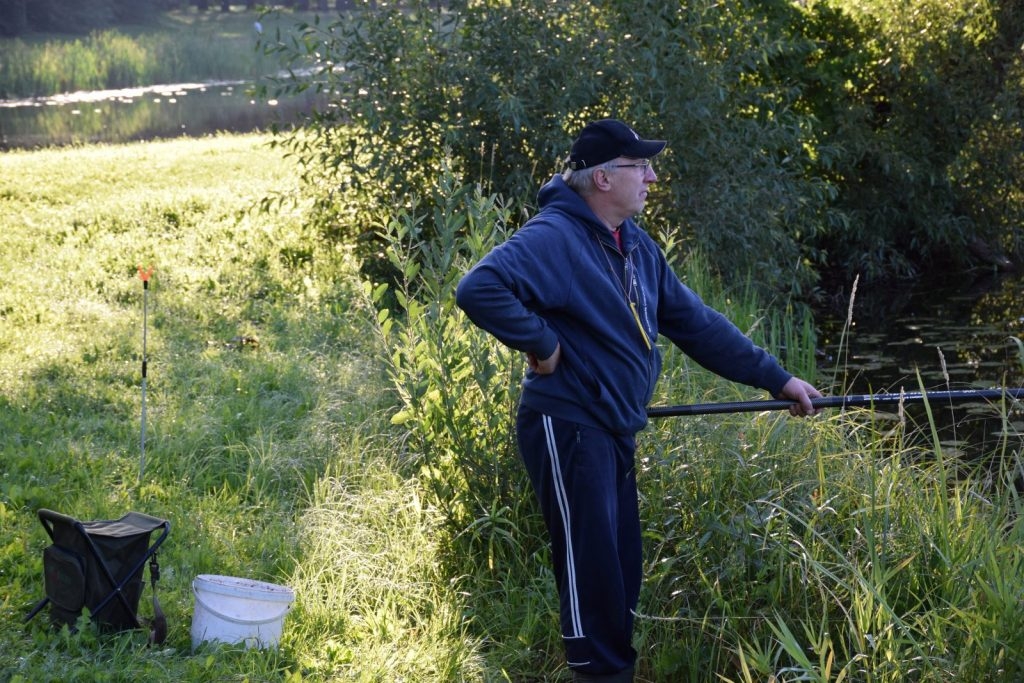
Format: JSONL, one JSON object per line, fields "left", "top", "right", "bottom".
{"left": 813, "top": 272, "right": 1024, "bottom": 456}
{"left": 0, "top": 79, "right": 322, "bottom": 150}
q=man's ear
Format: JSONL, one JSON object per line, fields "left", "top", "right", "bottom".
{"left": 593, "top": 167, "right": 612, "bottom": 191}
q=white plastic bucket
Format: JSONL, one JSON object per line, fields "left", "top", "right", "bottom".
{"left": 191, "top": 574, "right": 294, "bottom": 650}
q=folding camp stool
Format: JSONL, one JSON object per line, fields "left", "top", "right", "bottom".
{"left": 25, "top": 509, "right": 170, "bottom": 641}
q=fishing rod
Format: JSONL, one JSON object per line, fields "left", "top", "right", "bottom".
{"left": 646, "top": 388, "right": 1024, "bottom": 418}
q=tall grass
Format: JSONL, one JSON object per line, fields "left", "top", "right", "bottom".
{"left": 635, "top": 394, "right": 1024, "bottom": 681}
{"left": 0, "top": 10, "right": 312, "bottom": 98}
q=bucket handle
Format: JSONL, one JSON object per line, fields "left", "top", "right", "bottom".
{"left": 192, "top": 583, "right": 292, "bottom": 626}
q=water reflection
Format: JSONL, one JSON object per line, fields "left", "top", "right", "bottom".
{"left": 0, "top": 80, "right": 321, "bottom": 150}
{"left": 816, "top": 272, "right": 1024, "bottom": 455}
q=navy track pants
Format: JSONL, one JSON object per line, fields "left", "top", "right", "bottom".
{"left": 516, "top": 405, "right": 641, "bottom": 675}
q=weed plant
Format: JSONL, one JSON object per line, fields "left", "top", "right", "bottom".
{"left": 2, "top": 133, "right": 1024, "bottom": 682}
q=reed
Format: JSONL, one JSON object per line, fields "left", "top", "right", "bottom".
{"left": 637, "top": 373, "right": 1024, "bottom": 681}
{"left": 0, "top": 11, "right": 305, "bottom": 99}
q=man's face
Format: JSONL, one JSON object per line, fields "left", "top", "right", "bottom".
{"left": 605, "top": 157, "right": 656, "bottom": 218}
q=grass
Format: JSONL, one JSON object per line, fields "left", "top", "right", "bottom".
{"left": 0, "top": 133, "right": 473, "bottom": 682}
{"left": 2, "top": 132, "right": 1024, "bottom": 682}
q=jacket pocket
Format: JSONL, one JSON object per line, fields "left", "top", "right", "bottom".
{"left": 558, "top": 340, "right": 606, "bottom": 404}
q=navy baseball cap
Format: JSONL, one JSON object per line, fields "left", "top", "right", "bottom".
{"left": 567, "top": 119, "right": 666, "bottom": 170}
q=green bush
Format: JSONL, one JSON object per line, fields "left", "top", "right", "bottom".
{"left": 261, "top": 0, "right": 836, "bottom": 295}
{"left": 812, "top": 0, "right": 1024, "bottom": 280}
{"left": 366, "top": 162, "right": 542, "bottom": 560}
{"left": 263, "top": 0, "right": 1024, "bottom": 296}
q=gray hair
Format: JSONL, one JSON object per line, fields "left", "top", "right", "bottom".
{"left": 562, "top": 161, "right": 614, "bottom": 197}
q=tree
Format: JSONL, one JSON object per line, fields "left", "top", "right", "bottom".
{"left": 112, "top": 0, "right": 162, "bottom": 22}
{"left": 0, "top": 0, "right": 28, "bottom": 36}
{"left": 812, "top": 0, "right": 1022, "bottom": 279}
{"left": 27, "top": 0, "right": 116, "bottom": 33}
{"left": 261, "top": 0, "right": 831, "bottom": 294}
{"left": 259, "top": 0, "right": 1024, "bottom": 295}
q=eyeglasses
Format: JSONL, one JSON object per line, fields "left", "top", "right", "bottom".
{"left": 609, "top": 159, "right": 652, "bottom": 171}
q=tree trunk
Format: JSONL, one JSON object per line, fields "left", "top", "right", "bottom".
{"left": 196, "top": 0, "right": 210, "bottom": 11}
{"left": 221, "top": 0, "right": 231, "bottom": 11}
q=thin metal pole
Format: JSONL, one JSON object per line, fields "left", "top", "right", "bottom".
{"left": 646, "top": 388, "right": 1024, "bottom": 419}
{"left": 137, "top": 265, "right": 153, "bottom": 483}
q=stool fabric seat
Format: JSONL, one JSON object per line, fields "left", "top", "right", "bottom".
{"left": 25, "top": 508, "right": 169, "bottom": 641}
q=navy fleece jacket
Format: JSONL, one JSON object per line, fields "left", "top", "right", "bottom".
{"left": 455, "top": 174, "right": 792, "bottom": 435}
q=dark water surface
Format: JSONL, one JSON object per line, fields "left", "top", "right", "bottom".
{"left": 0, "top": 79, "right": 322, "bottom": 150}
{"left": 814, "top": 272, "right": 1024, "bottom": 456}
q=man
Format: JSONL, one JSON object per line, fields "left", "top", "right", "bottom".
{"left": 455, "top": 119, "right": 821, "bottom": 682}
